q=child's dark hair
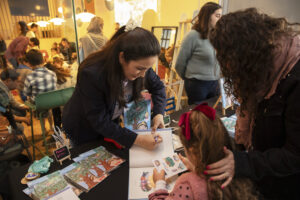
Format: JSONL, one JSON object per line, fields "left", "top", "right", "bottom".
{"left": 18, "top": 56, "right": 29, "bottom": 64}
{"left": 45, "top": 62, "right": 70, "bottom": 85}
{"left": 78, "top": 26, "right": 160, "bottom": 107}
{"left": 25, "top": 49, "right": 43, "bottom": 66}
{"left": 30, "top": 23, "right": 38, "bottom": 29}
{"left": 179, "top": 110, "right": 258, "bottom": 200}
{"left": 51, "top": 47, "right": 58, "bottom": 52}
{"left": 53, "top": 57, "right": 63, "bottom": 65}
{"left": 30, "top": 37, "right": 40, "bottom": 46}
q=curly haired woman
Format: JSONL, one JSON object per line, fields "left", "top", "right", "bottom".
{"left": 206, "top": 8, "right": 300, "bottom": 199}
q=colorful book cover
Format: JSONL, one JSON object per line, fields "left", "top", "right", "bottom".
{"left": 152, "top": 154, "right": 187, "bottom": 179}
{"left": 124, "top": 100, "right": 151, "bottom": 130}
{"left": 24, "top": 167, "right": 83, "bottom": 199}
{"left": 86, "top": 150, "right": 125, "bottom": 174}
{"left": 32, "top": 171, "right": 69, "bottom": 200}
{"left": 73, "top": 146, "right": 125, "bottom": 174}
{"left": 63, "top": 162, "right": 108, "bottom": 192}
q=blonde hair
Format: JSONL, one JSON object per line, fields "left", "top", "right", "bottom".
{"left": 180, "top": 110, "right": 258, "bottom": 200}
{"left": 87, "top": 17, "right": 104, "bottom": 34}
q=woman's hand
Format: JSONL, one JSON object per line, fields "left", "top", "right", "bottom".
{"left": 152, "top": 114, "right": 165, "bottom": 134}
{"left": 134, "top": 134, "right": 162, "bottom": 150}
{"left": 205, "top": 147, "right": 235, "bottom": 188}
{"left": 179, "top": 154, "right": 195, "bottom": 171}
{"left": 153, "top": 168, "right": 165, "bottom": 183}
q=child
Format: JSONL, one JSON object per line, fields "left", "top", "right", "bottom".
{"left": 49, "top": 47, "right": 64, "bottom": 62}
{"left": 16, "top": 56, "right": 32, "bottom": 102}
{"left": 23, "top": 49, "right": 57, "bottom": 101}
{"left": 149, "top": 103, "right": 258, "bottom": 200}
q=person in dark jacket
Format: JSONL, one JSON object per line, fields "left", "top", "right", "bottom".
{"left": 59, "top": 38, "right": 76, "bottom": 64}
{"left": 62, "top": 25, "right": 166, "bottom": 150}
{"left": 203, "top": 8, "right": 300, "bottom": 199}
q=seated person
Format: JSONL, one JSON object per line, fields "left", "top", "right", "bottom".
{"left": 23, "top": 49, "right": 57, "bottom": 101}
{"left": 59, "top": 38, "right": 76, "bottom": 64}
{"left": 16, "top": 56, "right": 32, "bottom": 102}
{"left": 49, "top": 47, "right": 64, "bottom": 62}
{"left": 0, "top": 69, "right": 29, "bottom": 124}
{"left": 27, "top": 37, "right": 40, "bottom": 51}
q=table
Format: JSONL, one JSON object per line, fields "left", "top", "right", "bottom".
{"left": 3, "top": 97, "right": 236, "bottom": 200}
{"left": 4, "top": 140, "right": 130, "bottom": 200}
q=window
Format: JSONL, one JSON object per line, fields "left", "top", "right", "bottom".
{"left": 160, "top": 29, "right": 172, "bottom": 49}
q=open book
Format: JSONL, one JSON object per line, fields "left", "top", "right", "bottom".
{"left": 128, "top": 129, "right": 176, "bottom": 200}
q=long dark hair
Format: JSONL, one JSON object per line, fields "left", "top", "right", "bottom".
{"left": 45, "top": 62, "right": 71, "bottom": 85}
{"left": 192, "top": 2, "right": 221, "bottom": 39}
{"left": 180, "top": 111, "right": 258, "bottom": 200}
{"left": 18, "top": 21, "right": 29, "bottom": 36}
{"left": 209, "top": 8, "right": 299, "bottom": 115}
{"left": 78, "top": 26, "right": 160, "bottom": 107}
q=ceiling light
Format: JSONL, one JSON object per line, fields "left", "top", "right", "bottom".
{"left": 49, "top": 17, "right": 65, "bottom": 25}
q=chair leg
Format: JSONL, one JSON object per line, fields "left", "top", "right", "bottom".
{"left": 20, "top": 134, "right": 33, "bottom": 161}
{"left": 39, "top": 113, "right": 48, "bottom": 155}
{"left": 29, "top": 109, "right": 35, "bottom": 160}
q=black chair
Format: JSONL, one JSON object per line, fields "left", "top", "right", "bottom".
{"left": 0, "top": 105, "right": 32, "bottom": 162}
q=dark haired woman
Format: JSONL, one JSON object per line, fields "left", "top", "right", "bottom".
{"left": 175, "top": 2, "right": 222, "bottom": 105}
{"left": 59, "top": 38, "right": 76, "bottom": 64}
{"left": 17, "top": 21, "right": 29, "bottom": 36}
{"left": 206, "top": 8, "right": 300, "bottom": 199}
{"left": 62, "top": 25, "right": 166, "bottom": 150}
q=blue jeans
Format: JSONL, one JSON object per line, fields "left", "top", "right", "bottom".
{"left": 184, "top": 79, "right": 219, "bottom": 105}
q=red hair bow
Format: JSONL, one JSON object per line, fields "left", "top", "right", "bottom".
{"left": 178, "top": 103, "right": 216, "bottom": 140}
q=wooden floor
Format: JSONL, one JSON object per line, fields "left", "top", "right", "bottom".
{"left": 21, "top": 115, "right": 57, "bottom": 160}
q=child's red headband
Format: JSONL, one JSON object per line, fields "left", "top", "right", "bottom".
{"left": 178, "top": 103, "right": 216, "bottom": 140}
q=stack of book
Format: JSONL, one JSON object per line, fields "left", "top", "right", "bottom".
{"left": 23, "top": 146, "right": 125, "bottom": 200}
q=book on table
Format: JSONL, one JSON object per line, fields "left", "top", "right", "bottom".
{"left": 23, "top": 170, "right": 82, "bottom": 200}
{"left": 129, "top": 129, "right": 181, "bottom": 200}
{"left": 64, "top": 146, "right": 124, "bottom": 192}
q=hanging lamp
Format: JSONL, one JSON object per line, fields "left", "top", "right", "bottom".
{"left": 76, "top": 9, "right": 95, "bottom": 22}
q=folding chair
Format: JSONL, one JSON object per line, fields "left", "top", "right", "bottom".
{"left": 25, "top": 87, "right": 75, "bottom": 158}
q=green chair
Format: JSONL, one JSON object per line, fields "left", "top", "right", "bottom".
{"left": 25, "top": 87, "right": 75, "bottom": 159}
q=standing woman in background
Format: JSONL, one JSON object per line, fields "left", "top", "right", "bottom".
{"left": 17, "top": 21, "right": 29, "bottom": 37}
{"left": 175, "top": 2, "right": 221, "bottom": 105}
{"left": 79, "top": 16, "right": 108, "bottom": 61}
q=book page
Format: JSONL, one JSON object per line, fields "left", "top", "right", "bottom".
{"left": 129, "top": 167, "right": 176, "bottom": 200}
{"left": 152, "top": 154, "right": 187, "bottom": 179}
{"left": 129, "top": 129, "right": 174, "bottom": 168}
{"left": 48, "top": 187, "right": 80, "bottom": 200}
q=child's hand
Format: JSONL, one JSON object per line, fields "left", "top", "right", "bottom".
{"left": 153, "top": 168, "right": 165, "bottom": 183}
{"left": 179, "top": 154, "right": 194, "bottom": 171}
